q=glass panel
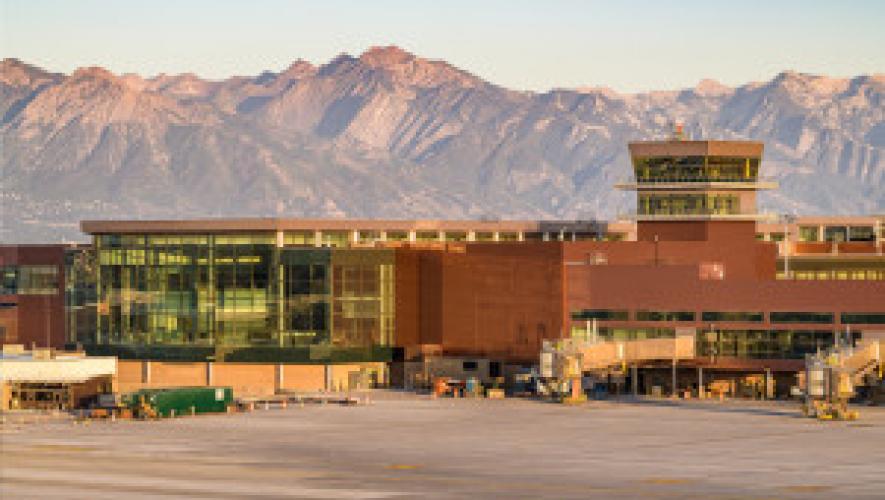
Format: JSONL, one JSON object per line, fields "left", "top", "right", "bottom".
{"left": 357, "top": 230, "right": 381, "bottom": 243}
{"left": 319, "top": 231, "right": 350, "bottom": 248}
{"left": 571, "top": 309, "right": 629, "bottom": 321}
{"left": 697, "top": 329, "right": 834, "bottom": 359}
{"left": 585, "top": 327, "right": 675, "bottom": 341}
{"left": 415, "top": 231, "right": 439, "bottom": 242}
{"left": 1, "top": 266, "right": 17, "bottom": 294}
{"left": 824, "top": 226, "right": 848, "bottom": 243}
{"left": 215, "top": 234, "right": 275, "bottom": 245}
{"left": 701, "top": 311, "right": 764, "bottom": 322}
{"left": 0, "top": 265, "right": 59, "bottom": 295}
{"left": 798, "top": 226, "right": 820, "bottom": 242}
{"left": 770, "top": 312, "right": 834, "bottom": 324}
{"left": 637, "top": 193, "right": 740, "bottom": 216}
{"left": 385, "top": 231, "right": 408, "bottom": 242}
{"left": 841, "top": 313, "right": 885, "bottom": 325}
{"left": 443, "top": 231, "right": 468, "bottom": 242}
{"left": 284, "top": 231, "right": 315, "bottom": 246}
{"left": 633, "top": 156, "right": 760, "bottom": 183}
{"left": 523, "top": 232, "right": 544, "bottom": 241}
{"left": 329, "top": 250, "right": 395, "bottom": 348}
{"left": 848, "top": 226, "right": 875, "bottom": 241}
{"left": 635, "top": 310, "right": 695, "bottom": 322}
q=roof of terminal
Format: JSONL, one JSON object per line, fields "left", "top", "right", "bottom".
{"left": 80, "top": 218, "right": 633, "bottom": 235}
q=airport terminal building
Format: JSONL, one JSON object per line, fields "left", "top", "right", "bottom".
{"left": 4, "top": 139, "right": 884, "bottom": 395}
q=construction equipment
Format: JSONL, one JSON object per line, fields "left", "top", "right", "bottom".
{"left": 801, "top": 340, "right": 881, "bottom": 420}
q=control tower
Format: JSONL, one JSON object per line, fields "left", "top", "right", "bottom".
{"left": 618, "top": 138, "right": 777, "bottom": 241}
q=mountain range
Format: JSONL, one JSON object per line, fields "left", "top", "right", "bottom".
{"left": 2, "top": 46, "right": 884, "bottom": 243}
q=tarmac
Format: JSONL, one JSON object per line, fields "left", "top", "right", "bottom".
{"left": 2, "top": 392, "right": 885, "bottom": 499}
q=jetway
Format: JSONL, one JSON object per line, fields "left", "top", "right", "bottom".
{"left": 802, "top": 339, "right": 882, "bottom": 420}
{"left": 579, "top": 335, "right": 696, "bottom": 372}
{"left": 539, "top": 334, "right": 696, "bottom": 402}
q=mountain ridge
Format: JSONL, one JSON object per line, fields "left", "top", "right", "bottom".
{"left": 1, "top": 48, "right": 883, "bottom": 243}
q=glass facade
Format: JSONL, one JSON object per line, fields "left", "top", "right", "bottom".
{"left": 65, "top": 247, "right": 97, "bottom": 346}
{"left": 444, "top": 231, "right": 468, "bottom": 242}
{"left": 635, "top": 310, "right": 695, "bottom": 322}
{"left": 848, "top": 226, "right": 875, "bottom": 241}
{"left": 638, "top": 193, "right": 740, "bottom": 216}
{"left": 568, "top": 308, "right": 867, "bottom": 359}
{"left": 824, "top": 226, "right": 848, "bottom": 243}
{"left": 696, "top": 330, "right": 843, "bottom": 359}
{"left": 1, "top": 265, "right": 59, "bottom": 295}
{"left": 88, "top": 234, "right": 395, "bottom": 360}
{"left": 415, "top": 231, "right": 438, "bottom": 242}
{"left": 701, "top": 311, "right": 764, "bottom": 323}
{"left": 571, "top": 309, "right": 630, "bottom": 321}
{"left": 798, "top": 226, "right": 820, "bottom": 242}
{"left": 778, "top": 258, "right": 885, "bottom": 281}
{"left": 582, "top": 327, "right": 676, "bottom": 341}
{"left": 770, "top": 312, "right": 834, "bottom": 324}
{"left": 841, "top": 313, "right": 885, "bottom": 325}
{"left": 633, "top": 156, "right": 760, "bottom": 183}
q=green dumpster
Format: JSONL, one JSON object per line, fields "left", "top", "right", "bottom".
{"left": 124, "top": 387, "right": 233, "bottom": 417}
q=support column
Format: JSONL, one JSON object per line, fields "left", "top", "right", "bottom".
{"left": 632, "top": 365, "right": 638, "bottom": 396}
{"left": 276, "top": 232, "right": 284, "bottom": 347}
{"left": 764, "top": 367, "right": 772, "bottom": 400}
{"left": 207, "top": 361, "right": 213, "bottom": 386}
{"left": 671, "top": 358, "right": 678, "bottom": 398}
{"left": 698, "top": 367, "right": 704, "bottom": 399}
{"left": 324, "top": 365, "right": 333, "bottom": 392}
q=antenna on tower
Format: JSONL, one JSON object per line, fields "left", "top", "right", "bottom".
{"left": 671, "top": 122, "right": 685, "bottom": 141}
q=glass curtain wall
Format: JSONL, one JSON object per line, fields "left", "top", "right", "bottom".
{"left": 696, "top": 329, "right": 837, "bottom": 359}
{"left": 95, "top": 234, "right": 395, "bottom": 354}
{"left": 633, "top": 156, "right": 760, "bottom": 183}
{"left": 0, "top": 265, "right": 59, "bottom": 295}
{"left": 330, "top": 250, "right": 395, "bottom": 348}
{"left": 638, "top": 193, "right": 740, "bottom": 216}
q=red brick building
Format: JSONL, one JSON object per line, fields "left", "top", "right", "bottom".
{"left": 0, "top": 245, "right": 66, "bottom": 348}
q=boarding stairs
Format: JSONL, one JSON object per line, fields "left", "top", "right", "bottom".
{"left": 840, "top": 340, "right": 882, "bottom": 386}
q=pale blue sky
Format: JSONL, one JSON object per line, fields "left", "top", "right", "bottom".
{"left": 1, "top": 0, "right": 883, "bottom": 92}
